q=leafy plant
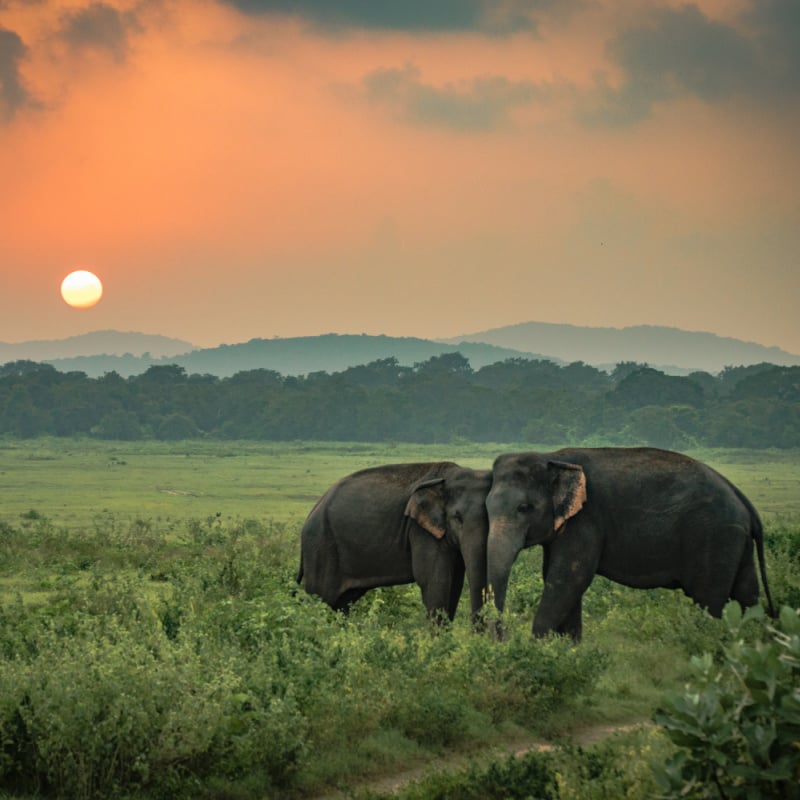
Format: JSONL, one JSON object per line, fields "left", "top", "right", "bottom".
{"left": 654, "top": 603, "right": 800, "bottom": 799}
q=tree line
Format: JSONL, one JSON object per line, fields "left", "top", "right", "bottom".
{"left": 1, "top": 354, "right": 798, "bottom": 448}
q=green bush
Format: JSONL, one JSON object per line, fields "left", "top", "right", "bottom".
{"left": 0, "top": 613, "right": 308, "bottom": 798}
{"left": 411, "top": 751, "right": 549, "bottom": 800}
{"left": 654, "top": 603, "right": 800, "bottom": 799}
{"left": 764, "top": 522, "right": 800, "bottom": 609}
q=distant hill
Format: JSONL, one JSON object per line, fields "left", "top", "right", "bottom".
{"left": 42, "top": 334, "right": 549, "bottom": 378}
{"left": 6, "top": 324, "right": 799, "bottom": 379}
{"left": 443, "top": 322, "right": 800, "bottom": 374}
{"left": 0, "top": 330, "right": 195, "bottom": 362}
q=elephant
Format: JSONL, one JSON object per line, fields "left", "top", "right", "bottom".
{"left": 297, "top": 462, "right": 491, "bottom": 622}
{"left": 486, "top": 447, "right": 776, "bottom": 641}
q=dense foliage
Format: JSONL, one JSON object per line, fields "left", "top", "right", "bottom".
{"left": 0, "top": 514, "right": 608, "bottom": 799}
{"left": 2, "top": 355, "right": 799, "bottom": 447}
{"left": 655, "top": 604, "right": 800, "bottom": 799}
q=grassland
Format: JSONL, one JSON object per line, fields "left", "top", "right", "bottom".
{"left": 0, "top": 439, "right": 798, "bottom": 799}
{"left": 0, "top": 439, "right": 500, "bottom": 530}
{"left": 2, "top": 439, "right": 799, "bottom": 529}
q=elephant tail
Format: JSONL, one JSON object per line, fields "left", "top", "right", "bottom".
{"left": 289, "top": 556, "right": 304, "bottom": 600}
{"left": 296, "top": 542, "right": 304, "bottom": 586}
{"left": 730, "top": 482, "right": 777, "bottom": 619}
{"left": 753, "top": 519, "right": 777, "bottom": 619}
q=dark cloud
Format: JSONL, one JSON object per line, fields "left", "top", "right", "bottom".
{"left": 220, "top": 0, "right": 545, "bottom": 35}
{"left": 745, "top": 0, "right": 800, "bottom": 92}
{"left": 0, "top": 27, "right": 34, "bottom": 122}
{"left": 586, "top": 1, "right": 800, "bottom": 126}
{"left": 588, "top": 5, "right": 754, "bottom": 125}
{"left": 363, "top": 64, "right": 540, "bottom": 131}
{"left": 58, "top": 3, "right": 139, "bottom": 61}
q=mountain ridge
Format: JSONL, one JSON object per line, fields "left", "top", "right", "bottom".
{"left": 2, "top": 324, "right": 798, "bottom": 378}
{"left": 35, "top": 333, "right": 549, "bottom": 379}
{"left": 443, "top": 321, "right": 800, "bottom": 373}
{"left": 0, "top": 330, "right": 195, "bottom": 361}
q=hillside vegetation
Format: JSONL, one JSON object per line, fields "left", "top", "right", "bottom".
{"left": 18, "top": 325, "right": 800, "bottom": 378}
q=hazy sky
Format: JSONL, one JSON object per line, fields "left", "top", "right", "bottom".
{"left": 1, "top": 0, "right": 799, "bottom": 352}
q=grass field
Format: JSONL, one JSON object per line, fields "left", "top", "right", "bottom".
{"left": 0, "top": 438, "right": 798, "bottom": 799}
{"left": 2, "top": 439, "right": 799, "bottom": 529}
{"left": 0, "top": 439, "right": 499, "bottom": 530}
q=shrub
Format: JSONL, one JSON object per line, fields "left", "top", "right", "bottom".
{"left": 764, "top": 521, "right": 800, "bottom": 610}
{"left": 550, "top": 729, "right": 668, "bottom": 800}
{"left": 359, "top": 749, "right": 559, "bottom": 800}
{"left": 0, "top": 613, "right": 310, "bottom": 799}
{"left": 654, "top": 603, "right": 800, "bottom": 799}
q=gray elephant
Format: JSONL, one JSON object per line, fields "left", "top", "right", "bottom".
{"left": 486, "top": 447, "right": 776, "bottom": 640}
{"left": 298, "top": 462, "right": 491, "bottom": 622}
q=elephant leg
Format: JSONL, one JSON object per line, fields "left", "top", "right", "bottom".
{"left": 555, "top": 599, "right": 583, "bottom": 641}
{"left": 534, "top": 579, "right": 590, "bottom": 640}
{"left": 446, "top": 559, "right": 466, "bottom": 621}
{"left": 333, "top": 587, "right": 368, "bottom": 614}
{"left": 730, "top": 545, "right": 760, "bottom": 611}
{"left": 418, "top": 559, "right": 462, "bottom": 622}
{"left": 684, "top": 526, "right": 750, "bottom": 617}
{"left": 411, "top": 532, "right": 461, "bottom": 622}
{"left": 534, "top": 535, "right": 598, "bottom": 640}
{"left": 540, "top": 547, "right": 582, "bottom": 639}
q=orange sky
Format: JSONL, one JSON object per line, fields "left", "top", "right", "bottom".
{"left": 1, "top": 0, "right": 799, "bottom": 353}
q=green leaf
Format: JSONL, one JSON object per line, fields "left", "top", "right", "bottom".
{"left": 741, "top": 603, "right": 765, "bottom": 626}
{"left": 723, "top": 601, "right": 744, "bottom": 629}
{"left": 779, "top": 606, "right": 800, "bottom": 636}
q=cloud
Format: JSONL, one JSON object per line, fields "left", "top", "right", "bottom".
{"left": 362, "top": 64, "right": 542, "bottom": 131}
{"left": 585, "top": 1, "right": 800, "bottom": 126}
{"left": 218, "top": 0, "right": 545, "bottom": 35}
{"left": 58, "top": 2, "right": 139, "bottom": 61}
{"left": 0, "top": 27, "right": 35, "bottom": 122}
{"left": 745, "top": 0, "right": 800, "bottom": 93}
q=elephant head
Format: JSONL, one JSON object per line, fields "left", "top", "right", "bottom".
{"left": 486, "top": 454, "right": 586, "bottom": 613}
{"left": 404, "top": 467, "right": 491, "bottom": 621}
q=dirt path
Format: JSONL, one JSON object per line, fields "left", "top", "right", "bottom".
{"left": 307, "top": 720, "right": 652, "bottom": 799}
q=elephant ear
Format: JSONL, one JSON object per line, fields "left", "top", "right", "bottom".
{"left": 548, "top": 461, "right": 587, "bottom": 532}
{"left": 404, "top": 477, "right": 447, "bottom": 539}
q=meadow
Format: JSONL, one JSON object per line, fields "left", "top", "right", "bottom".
{"left": 0, "top": 439, "right": 798, "bottom": 799}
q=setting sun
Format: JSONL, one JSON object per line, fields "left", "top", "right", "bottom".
{"left": 60, "top": 270, "right": 103, "bottom": 309}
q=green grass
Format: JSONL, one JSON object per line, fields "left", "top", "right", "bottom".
{"left": 690, "top": 447, "right": 800, "bottom": 520}
{"left": 0, "top": 439, "right": 497, "bottom": 530}
{"left": 2, "top": 439, "right": 798, "bottom": 528}
{"left": 0, "top": 439, "right": 798, "bottom": 799}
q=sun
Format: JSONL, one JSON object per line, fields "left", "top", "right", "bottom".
{"left": 61, "top": 270, "right": 103, "bottom": 309}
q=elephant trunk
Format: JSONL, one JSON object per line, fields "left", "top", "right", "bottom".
{"left": 462, "top": 536, "right": 488, "bottom": 625}
{"left": 487, "top": 518, "right": 523, "bottom": 614}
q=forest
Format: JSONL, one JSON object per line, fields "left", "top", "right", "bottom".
{"left": 1, "top": 354, "right": 799, "bottom": 448}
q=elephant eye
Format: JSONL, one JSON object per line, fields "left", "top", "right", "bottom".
{"left": 517, "top": 503, "right": 533, "bottom": 514}
{"left": 453, "top": 510, "right": 464, "bottom": 524}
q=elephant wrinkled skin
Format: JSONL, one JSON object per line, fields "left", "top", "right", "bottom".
{"left": 486, "top": 447, "right": 776, "bottom": 641}
{"left": 298, "top": 462, "right": 491, "bottom": 621}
